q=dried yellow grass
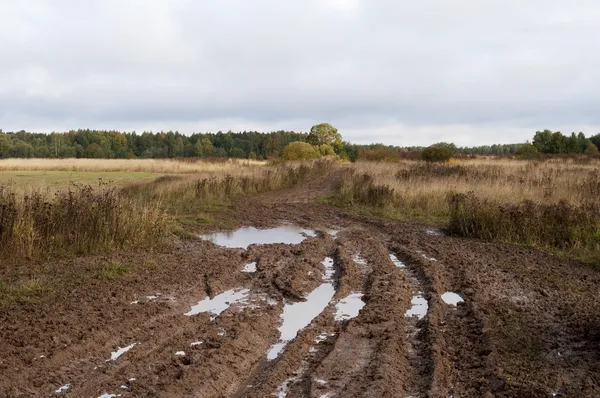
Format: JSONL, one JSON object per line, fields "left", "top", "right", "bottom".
{"left": 343, "top": 158, "right": 600, "bottom": 220}
{"left": 0, "top": 158, "right": 266, "bottom": 174}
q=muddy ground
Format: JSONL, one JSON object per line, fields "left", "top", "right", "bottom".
{"left": 1, "top": 172, "right": 599, "bottom": 397}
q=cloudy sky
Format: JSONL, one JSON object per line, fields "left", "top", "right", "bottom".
{"left": 1, "top": 0, "right": 599, "bottom": 146}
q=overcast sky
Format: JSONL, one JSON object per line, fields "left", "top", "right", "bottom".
{"left": 1, "top": 1, "right": 599, "bottom": 146}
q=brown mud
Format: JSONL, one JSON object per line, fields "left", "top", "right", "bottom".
{"left": 1, "top": 170, "right": 599, "bottom": 397}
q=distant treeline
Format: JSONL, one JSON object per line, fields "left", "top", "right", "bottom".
{"left": 0, "top": 129, "right": 313, "bottom": 160}
{"left": 0, "top": 128, "right": 599, "bottom": 160}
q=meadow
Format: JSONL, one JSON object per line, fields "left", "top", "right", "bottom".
{"left": 337, "top": 157, "right": 600, "bottom": 262}
{"left": 0, "top": 158, "right": 332, "bottom": 260}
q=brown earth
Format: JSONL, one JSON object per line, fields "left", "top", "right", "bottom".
{"left": 1, "top": 170, "right": 599, "bottom": 397}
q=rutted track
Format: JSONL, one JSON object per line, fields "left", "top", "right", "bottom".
{"left": 1, "top": 171, "right": 599, "bottom": 397}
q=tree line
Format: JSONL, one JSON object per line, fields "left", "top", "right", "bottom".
{"left": 0, "top": 129, "right": 309, "bottom": 160}
{"left": 1, "top": 127, "right": 599, "bottom": 160}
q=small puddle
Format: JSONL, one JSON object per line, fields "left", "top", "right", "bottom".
{"left": 389, "top": 253, "right": 406, "bottom": 268}
{"left": 201, "top": 226, "right": 317, "bottom": 249}
{"left": 97, "top": 394, "right": 121, "bottom": 398}
{"left": 441, "top": 292, "right": 464, "bottom": 306}
{"left": 185, "top": 288, "right": 250, "bottom": 319}
{"left": 267, "top": 257, "right": 336, "bottom": 360}
{"left": 108, "top": 343, "right": 137, "bottom": 362}
{"left": 353, "top": 253, "right": 367, "bottom": 266}
{"left": 174, "top": 351, "right": 185, "bottom": 356}
{"left": 190, "top": 341, "right": 203, "bottom": 346}
{"left": 130, "top": 295, "right": 160, "bottom": 304}
{"left": 242, "top": 262, "right": 257, "bottom": 273}
{"left": 335, "top": 293, "right": 365, "bottom": 321}
{"left": 315, "top": 331, "right": 336, "bottom": 343}
{"left": 405, "top": 294, "right": 428, "bottom": 320}
{"left": 425, "top": 228, "right": 445, "bottom": 236}
{"left": 55, "top": 384, "right": 70, "bottom": 393}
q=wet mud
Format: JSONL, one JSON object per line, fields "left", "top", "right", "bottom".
{"left": 1, "top": 172, "right": 599, "bottom": 397}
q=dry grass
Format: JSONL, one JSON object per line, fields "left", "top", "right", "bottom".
{"left": 0, "top": 185, "right": 169, "bottom": 261}
{"left": 0, "top": 158, "right": 266, "bottom": 174}
{"left": 341, "top": 158, "right": 600, "bottom": 213}
{"left": 337, "top": 158, "right": 600, "bottom": 262}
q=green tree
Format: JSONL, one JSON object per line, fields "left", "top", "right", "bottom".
{"left": 230, "top": 148, "right": 247, "bottom": 158}
{"left": 307, "top": 123, "right": 343, "bottom": 153}
{"left": 533, "top": 130, "right": 554, "bottom": 153}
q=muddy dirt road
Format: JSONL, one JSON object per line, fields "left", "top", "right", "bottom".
{"left": 1, "top": 173, "right": 599, "bottom": 397}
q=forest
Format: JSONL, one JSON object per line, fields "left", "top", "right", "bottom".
{"left": 0, "top": 128, "right": 599, "bottom": 160}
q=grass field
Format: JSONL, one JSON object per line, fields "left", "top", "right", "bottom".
{"left": 0, "top": 170, "right": 167, "bottom": 191}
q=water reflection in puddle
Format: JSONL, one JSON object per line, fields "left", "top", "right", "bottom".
{"left": 242, "top": 262, "right": 257, "bottom": 273}
{"left": 405, "top": 294, "right": 428, "bottom": 320}
{"left": 108, "top": 343, "right": 137, "bottom": 361}
{"left": 185, "top": 289, "right": 250, "bottom": 319}
{"left": 441, "top": 292, "right": 464, "bottom": 306}
{"left": 335, "top": 293, "right": 365, "bottom": 321}
{"left": 201, "top": 226, "right": 317, "bottom": 249}
{"left": 267, "top": 257, "right": 336, "bottom": 360}
{"left": 425, "top": 228, "right": 445, "bottom": 236}
{"left": 389, "top": 253, "right": 406, "bottom": 268}
{"left": 55, "top": 384, "right": 70, "bottom": 393}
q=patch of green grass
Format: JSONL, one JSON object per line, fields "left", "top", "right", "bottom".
{"left": 0, "top": 279, "right": 50, "bottom": 306}
{"left": 22, "top": 279, "right": 46, "bottom": 293}
{"left": 102, "top": 263, "right": 130, "bottom": 280}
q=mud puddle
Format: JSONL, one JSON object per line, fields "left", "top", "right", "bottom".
{"left": 335, "top": 292, "right": 365, "bottom": 321}
{"left": 441, "top": 292, "right": 464, "bottom": 306}
{"left": 108, "top": 343, "right": 137, "bottom": 361}
{"left": 242, "top": 262, "right": 257, "bottom": 273}
{"left": 267, "top": 257, "right": 336, "bottom": 360}
{"left": 405, "top": 294, "right": 428, "bottom": 319}
{"left": 201, "top": 226, "right": 317, "bottom": 249}
{"left": 184, "top": 288, "right": 250, "bottom": 318}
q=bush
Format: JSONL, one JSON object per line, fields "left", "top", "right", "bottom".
{"left": 359, "top": 145, "right": 402, "bottom": 162}
{"left": 422, "top": 145, "right": 455, "bottom": 162}
{"left": 283, "top": 142, "right": 320, "bottom": 161}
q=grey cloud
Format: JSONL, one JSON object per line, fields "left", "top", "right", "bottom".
{"left": 1, "top": 0, "right": 600, "bottom": 145}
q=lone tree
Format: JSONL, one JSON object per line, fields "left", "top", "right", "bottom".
{"left": 307, "top": 123, "right": 343, "bottom": 153}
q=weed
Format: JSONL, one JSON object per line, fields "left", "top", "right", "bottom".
{"left": 102, "top": 263, "right": 130, "bottom": 280}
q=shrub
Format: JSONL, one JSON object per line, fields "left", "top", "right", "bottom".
{"left": 283, "top": 142, "right": 320, "bottom": 161}
{"left": 359, "top": 145, "right": 402, "bottom": 162}
{"left": 422, "top": 145, "right": 455, "bottom": 162}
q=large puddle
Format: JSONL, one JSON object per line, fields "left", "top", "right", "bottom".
{"left": 185, "top": 289, "right": 250, "bottom": 319}
{"left": 267, "top": 257, "right": 336, "bottom": 360}
{"left": 201, "top": 226, "right": 317, "bottom": 249}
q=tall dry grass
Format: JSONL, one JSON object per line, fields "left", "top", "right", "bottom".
{"left": 124, "top": 159, "right": 335, "bottom": 213}
{"left": 337, "top": 158, "right": 600, "bottom": 262}
{"left": 0, "top": 158, "right": 266, "bottom": 174}
{"left": 0, "top": 185, "right": 169, "bottom": 260}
